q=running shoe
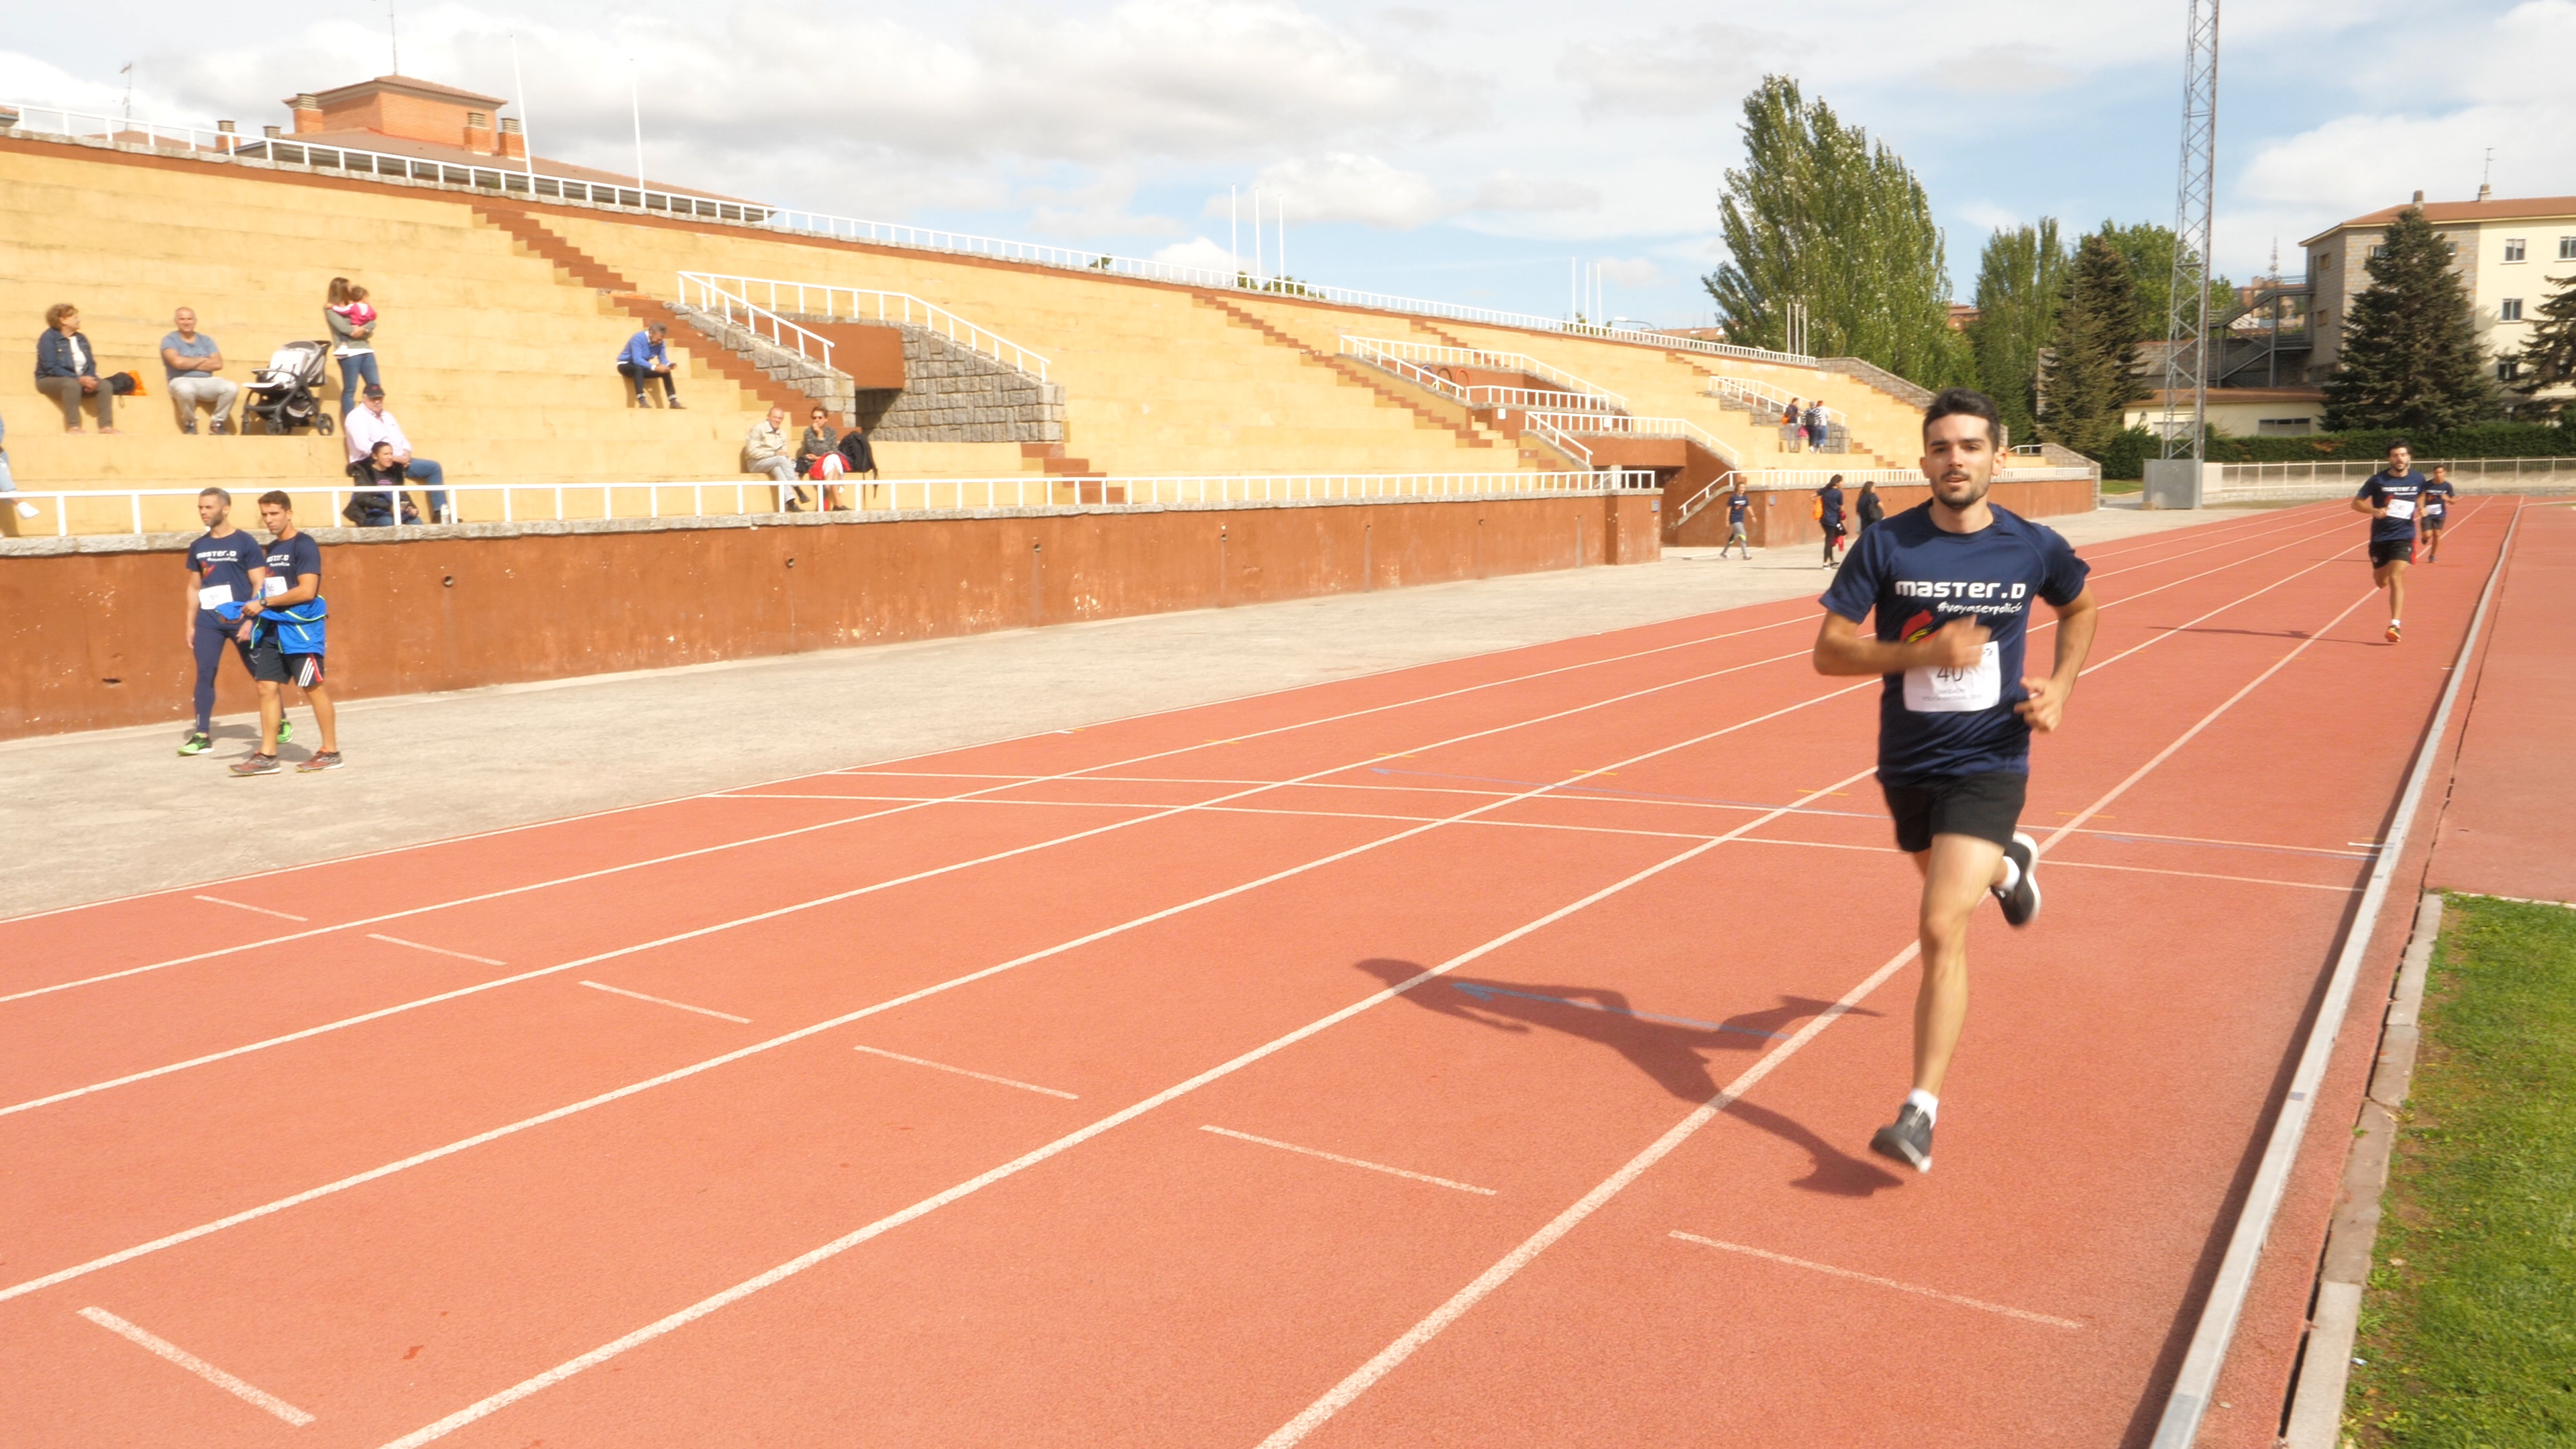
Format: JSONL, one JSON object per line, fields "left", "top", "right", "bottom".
{"left": 1992, "top": 832, "right": 2041, "bottom": 928}
{"left": 296, "top": 751, "right": 345, "bottom": 773}
{"left": 229, "top": 753, "right": 283, "bottom": 777}
{"left": 1870, "top": 1103, "right": 1935, "bottom": 1173}
{"left": 178, "top": 732, "right": 213, "bottom": 756}
{"left": 2385, "top": 623, "right": 2402, "bottom": 643}
{"left": 278, "top": 716, "right": 292, "bottom": 745}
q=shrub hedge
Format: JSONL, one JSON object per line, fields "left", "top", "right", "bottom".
{"left": 2087, "top": 421, "right": 2572, "bottom": 479}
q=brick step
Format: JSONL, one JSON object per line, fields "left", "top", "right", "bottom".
{"left": 1189, "top": 292, "right": 1518, "bottom": 456}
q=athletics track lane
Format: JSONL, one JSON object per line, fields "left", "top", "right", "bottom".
{"left": 0, "top": 503, "right": 2462, "bottom": 1446}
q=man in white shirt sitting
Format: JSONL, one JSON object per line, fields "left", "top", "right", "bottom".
{"left": 162, "top": 307, "right": 239, "bottom": 435}
{"left": 342, "top": 384, "right": 451, "bottom": 523}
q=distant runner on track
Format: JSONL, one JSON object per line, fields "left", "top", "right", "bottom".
{"left": 2418, "top": 463, "right": 2455, "bottom": 565}
{"left": 2352, "top": 440, "right": 2426, "bottom": 642}
{"left": 1811, "top": 387, "right": 2100, "bottom": 1174}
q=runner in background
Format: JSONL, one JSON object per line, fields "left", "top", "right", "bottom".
{"left": 178, "top": 488, "right": 270, "bottom": 758}
{"left": 2352, "top": 439, "right": 2426, "bottom": 643}
{"left": 241, "top": 491, "right": 343, "bottom": 773}
{"left": 1720, "top": 482, "right": 1754, "bottom": 560}
{"left": 1817, "top": 473, "right": 1847, "bottom": 569}
{"left": 2418, "top": 463, "right": 2455, "bottom": 564}
{"left": 1812, "top": 388, "right": 2098, "bottom": 1174}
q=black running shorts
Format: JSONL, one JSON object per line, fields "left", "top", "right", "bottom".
{"left": 1880, "top": 770, "right": 2028, "bottom": 854}
{"left": 239, "top": 632, "right": 322, "bottom": 687}
{"left": 2368, "top": 538, "right": 2414, "bottom": 568}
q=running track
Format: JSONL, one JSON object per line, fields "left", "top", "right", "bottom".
{"left": 0, "top": 500, "right": 2516, "bottom": 1446}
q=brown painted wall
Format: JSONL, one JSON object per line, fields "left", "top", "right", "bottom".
{"left": 1, "top": 494, "right": 1663, "bottom": 739}
{"left": 1670, "top": 477, "right": 2096, "bottom": 549}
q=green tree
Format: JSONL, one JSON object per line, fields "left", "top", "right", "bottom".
{"left": 2091, "top": 219, "right": 2232, "bottom": 345}
{"left": 2038, "top": 233, "right": 2149, "bottom": 455}
{"left": 2509, "top": 268, "right": 2576, "bottom": 422}
{"left": 1704, "top": 76, "right": 1971, "bottom": 388}
{"left": 2323, "top": 207, "right": 2504, "bottom": 431}
{"left": 1965, "top": 219, "right": 2069, "bottom": 443}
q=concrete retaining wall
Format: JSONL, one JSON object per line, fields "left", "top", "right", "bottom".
{"left": 1666, "top": 476, "right": 2098, "bottom": 549}
{"left": 1, "top": 492, "right": 1660, "bottom": 739}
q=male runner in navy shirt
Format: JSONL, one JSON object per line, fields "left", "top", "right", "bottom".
{"left": 2351, "top": 439, "right": 2425, "bottom": 642}
{"left": 2418, "top": 463, "right": 2455, "bottom": 566}
{"left": 1817, "top": 474, "right": 1847, "bottom": 568}
{"left": 179, "top": 488, "right": 270, "bottom": 757}
{"left": 239, "top": 490, "right": 343, "bottom": 774}
{"left": 1814, "top": 388, "right": 2099, "bottom": 1173}
{"left": 1721, "top": 483, "right": 1753, "bottom": 559}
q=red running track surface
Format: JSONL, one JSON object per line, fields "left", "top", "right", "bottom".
{"left": 2429, "top": 498, "right": 2576, "bottom": 904}
{"left": 0, "top": 501, "right": 2513, "bottom": 1447}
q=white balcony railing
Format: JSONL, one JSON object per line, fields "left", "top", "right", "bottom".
{"left": 1339, "top": 337, "right": 1627, "bottom": 411}
{"left": 680, "top": 273, "right": 1051, "bottom": 382}
{"left": 676, "top": 274, "right": 835, "bottom": 372}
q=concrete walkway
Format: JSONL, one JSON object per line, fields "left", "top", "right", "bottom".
{"left": 0, "top": 506, "right": 2210, "bottom": 917}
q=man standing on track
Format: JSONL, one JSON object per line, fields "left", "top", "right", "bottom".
{"left": 1720, "top": 482, "right": 1754, "bottom": 559}
{"left": 2418, "top": 463, "right": 2455, "bottom": 565}
{"left": 240, "top": 491, "right": 343, "bottom": 773}
{"left": 1817, "top": 473, "right": 1847, "bottom": 569}
{"left": 1812, "top": 388, "right": 2099, "bottom": 1174}
{"left": 178, "top": 488, "right": 271, "bottom": 758}
{"left": 2352, "top": 440, "right": 2426, "bottom": 642}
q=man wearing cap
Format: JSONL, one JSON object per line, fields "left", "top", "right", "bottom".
{"left": 342, "top": 384, "right": 451, "bottom": 523}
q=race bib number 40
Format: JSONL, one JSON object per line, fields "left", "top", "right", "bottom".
{"left": 1904, "top": 641, "right": 2002, "bottom": 713}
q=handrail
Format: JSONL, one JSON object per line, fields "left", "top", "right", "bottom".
{"left": 1741, "top": 465, "right": 2090, "bottom": 488}
{"left": 1340, "top": 337, "right": 1627, "bottom": 411}
{"left": 0, "top": 471, "right": 1661, "bottom": 539}
{"left": 1517, "top": 415, "right": 1596, "bottom": 469}
{"left": 1522, "top": 410, "right": 1743, "bottom": 470}
{"left": 1339, "top": 347, "right": 1617, "bottom": 420}
{"left": 1671, "top": 473, "right": 1743, "bottom": 528}
{"left": 675, "top": 274, "right": 833, "bottom": 371}
{"left": 3, "top": 97, "right": 1817, "bottom": 366}
{"left": 1703, "top": 374, "right": 1845, "bottom": 430}
{"left": 678, "top": 272, "right": 1051, "bottom": 382}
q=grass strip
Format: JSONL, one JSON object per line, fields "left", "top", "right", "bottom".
{"left": 2347, "top": 894, "right": 2576, "bottom": 1446}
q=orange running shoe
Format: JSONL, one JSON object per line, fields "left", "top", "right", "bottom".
{"left": 2385, "top": 623, "right": 2403, "bottom": 643}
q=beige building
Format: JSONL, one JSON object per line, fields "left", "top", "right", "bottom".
{"left": 2125, "top": 386, "right": 2327, "bottom": 437}
{"left": 2304, "top": 191, "right": 2576, "bottom": 402}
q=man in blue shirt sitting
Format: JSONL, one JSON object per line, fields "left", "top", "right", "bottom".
{"left": 616, "top": 322, "right": 683, "bottom": 409}
{"left": 1813, "top": 387, "right": 2100, "bottom": 1175}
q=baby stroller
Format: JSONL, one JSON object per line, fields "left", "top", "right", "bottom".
{"left": 241, "top": 341, "right": 335, "bottom": 437}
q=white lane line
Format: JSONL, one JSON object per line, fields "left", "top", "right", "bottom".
{"left": 367, "top": 934, "right": 508, "bottom": 966}
{"left": 1201, "top": 1125, "right": 1495, "bottom": 1196}
{"left": 1668, "top": 1233, "right": 2084, "bottom": 1329}
{"left": 2040, "top": 859, "right": 2360, "bottom": 892}
{"left": 1251, "top": 578, "right": 2395, "bottom": 1448}
{"left": 369, "top": 767, "right": 1882, "bottom": 1449}
{"left": 77, "top": 1307, "right": 317, "bottom": 1426}
{"left": 852, "top": 1044, "right": 1078, "bottom": 1099}
{"left": 579, "top": 981, "right": 751, "bottom": 1025}
{"left": 193, "top": 896, "right": 307, "bottom": 922}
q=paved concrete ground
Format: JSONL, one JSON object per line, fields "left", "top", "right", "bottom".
{"left": 0, "top": 506, "right": 2210, "bottom": 917}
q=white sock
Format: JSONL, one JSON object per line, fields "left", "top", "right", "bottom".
{"left": 1906, "top": 1088, "right": 1939, "bottom": 1124}
{"left": 1996, "top": 855, "right": 2022, "bottom": 894}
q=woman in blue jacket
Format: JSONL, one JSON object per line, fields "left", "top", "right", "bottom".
{"left": 37, "top": 304, "right": 116, "bottom": 432}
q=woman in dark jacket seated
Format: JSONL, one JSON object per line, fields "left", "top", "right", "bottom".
{"left": 343, "top": 443, "right": 421, "bottom": 527}
{"left": 837, "top": 423, "right": 878, "bottom": 508}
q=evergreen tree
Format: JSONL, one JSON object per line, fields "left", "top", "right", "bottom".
{"left": 2037, "top": 233, "right": 2149, "bottom": 455}
{"left": 1965, "top": 219, "right": 2068, "bottom": 444}
{"left": 2509, "top": 267, "right": 2576, "bottom": 423}
{"left": 1704, "top": 76, "right": 1971, "bottom": 388}
{"left": 2092, "top": 219, "right": 2232, "bottom": 348}
{"left": 2323, "top": 207, "right": 2504, "bottom": 431}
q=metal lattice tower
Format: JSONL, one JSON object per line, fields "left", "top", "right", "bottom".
{"left": 2159, "top": 0, "right": 2220, "bottom": 460}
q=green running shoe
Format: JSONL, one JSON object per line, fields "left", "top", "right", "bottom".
{"left": 178, "top": 732, "right": 214, "bottom": 756}
{"left": 278, "top": 716, "right": 293, "bottom": 745}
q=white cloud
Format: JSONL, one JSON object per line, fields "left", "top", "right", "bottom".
{"left": 1555, "top": 23, "right": 1774, "bottom": 118}
{"left": 1250, "top": 152, "right": 1451, "bottom": 228}
{"left": 1152, "top": 236, "right": 1243, "bottom": 273}
{"left": 1468, "top": 170, "right": 1599, "bottom": 215}
{"left": 1597, "top": 256, "right": 1664, "bottom": 289}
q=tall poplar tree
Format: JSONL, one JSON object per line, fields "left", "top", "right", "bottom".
{"left": 2509, "top": 268, "right": 2576, "bottom": 422}
{"left": 1704, "top": 76, "right": 1970, "bottom": 388}
{"left": 2323, "top": 207, "right": 2502, "bottom": 431}
{"left": 1966, "top": 219, "right": 2068, "bottom": 444}
{"left": 2038, "top": 233, "right": 2149, "bottom": 455}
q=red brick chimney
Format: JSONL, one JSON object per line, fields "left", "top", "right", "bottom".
{"left": 462, "top": 109, "right": 493, "bottom": 153}
{"left": 498, "top": 117, "right": 527, "bottom": 160}
{"left": 290, "top": 93, "right": 325, "bottom": 135}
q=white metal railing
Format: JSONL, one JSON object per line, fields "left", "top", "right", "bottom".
{"left": 1523, "top": 411, "right": 1743, "bottom": 470}
{"left": 0, "top": 470, "right": 1659, "bottom": 539}
{"left": 675, "top": 274, "right": 833, "bottom": 371}
{"left": 1668, "top": 462, "right": 2100, "bottom": 528}
{"left": 1704, "top": 374, "right": 1845, "bottom": 431}
{"left": 1340, "top": 337, "right": 1627, "bottom": 411}
{"left": 3, "top": 98, "right": 1814, "bottom": 366}
{"left": 1671, "top": 474, "right": 1741, "bottom": 527}
{"left": 680, "top": 273, "right": 1051, "bottom": 382}
{"left": 2206, "top": 456, "right": 2576, "bottom": 500}
{"left": 1338, "top": 347, "right": 1615, "bottom": 426}
{"left": 1517, "top": 415, "right": 1595, "bottom": 469}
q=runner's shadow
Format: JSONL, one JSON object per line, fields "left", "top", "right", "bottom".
{"left": 1356, "top": 959, "right": 1904, "bottom": 1197}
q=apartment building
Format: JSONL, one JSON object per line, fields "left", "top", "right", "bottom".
{"left": 2304, "top": 190, "right": 2576, "bottom": 402}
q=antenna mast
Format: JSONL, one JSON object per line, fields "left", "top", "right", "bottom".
{"left": 2159, "top": 0, "right": 2220, "bottom": 462}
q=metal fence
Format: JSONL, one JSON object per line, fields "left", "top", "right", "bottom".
{"left": 1, "top": 471, "right": 1658, "bottom": 541}
{"left": 2206, "top": 456, "right": 2576, "bottom": 501}
{"left": 680, "top": 274, "right": 1052, "bottom": 381}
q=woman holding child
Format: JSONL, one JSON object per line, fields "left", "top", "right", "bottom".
{"left": 325, "top": 278, "right": 382, "bottom": 419}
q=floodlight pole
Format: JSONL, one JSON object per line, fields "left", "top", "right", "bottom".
{"left": 510, "top": 35, "right": 535, "bottom": 179}
{"left": 2159, "top": 0, "right": 2220, "bottom": 462}
{"left": 1230, "top": 185, "right": 1238, "bottom": 282}
{"left": 630, "top": 63, "right": 645, "bottom": 197}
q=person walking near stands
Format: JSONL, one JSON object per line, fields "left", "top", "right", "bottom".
{"left": 239, "top": 490, "right": 342, "bottom": 773}
{"left": 178, "top": 488, "right": 271, "bottom": 757}
{"left": 1719, "top": 481, "right": 1754, "bottom": 559}
{"left": 1856, "top": 479, "right": 1886, "bottom": 534}
{"left": 2351, "top": 439, "right": 2426, "bottom": 642}
{"left": 617, "top": 321, "right": 683, "bottom": 408}
{"left": 1817, "top": 473, "right": 1848, "bottom": 568}
{"left": 1780, "top": 398, "right": 1804, "bottom": 453}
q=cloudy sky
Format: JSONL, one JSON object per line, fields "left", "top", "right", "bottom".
{"left": 9, "top": 0, "right": 2570, "bottom": 327}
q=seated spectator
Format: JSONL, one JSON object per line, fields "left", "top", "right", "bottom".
{"left": 36, "top": 304, "right": 119, "bottom": 433}
{"left": 797, "top": 405, "right": 847, "bottom": 509}
{"left": 743, "top": 405, "right": 802, "bottom": 509}
{"left": 0, "top": 408, "right": 36, "bottom": 519}
{"left": 343, "top": 443, "right": 423, "bottom": 527}
{"left": 617, "top": 322, "right": 683, "bottom": 408}
{"left": 341, "top": 384, "right": 451, "bottom": 523}
{"left": 162, "top": 307, "right": 239, "bottom": 435}
{"left": 837, "top": 421, "right": 880, "bottom": 509}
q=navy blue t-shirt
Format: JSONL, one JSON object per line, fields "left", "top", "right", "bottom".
{"left": 259, "top": 531, "right": 321, "bottom": 600}
{"left": 1819, "top": 502, "right": 2092, "bottom": 784}
{"left": 1818, "top": 484, "right": 1845, "bottom": 527}
{"left": 185, "top": 529, "right": 268, "bottom": 625}
{"left": 2420, "top": 477, "right": 2454, "bottom": 523}
{"left": 2356, "top": 470, "right": 2426, "bottom": 543}
{"left": 1727, "top": 492, "right": 1752, "bottom": 526}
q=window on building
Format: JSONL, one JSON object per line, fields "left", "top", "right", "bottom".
{"left": 2370, "top": 244, "right": 2391, "bottom": 259}
{"left": 2499, "top": 359, "right": 2522, "bottom": 381}
{"left": 2501, "top": 298, "right": 2524, "bottom": 321}
{"left": 2562, "top": 236, "right": 2576, "bottom": 260}
{"left": 2504, "top": 237, "right": 2526, "bottom": 262}
{"left": 2256, "top": 418, "right": 2315, "bottom": 436}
